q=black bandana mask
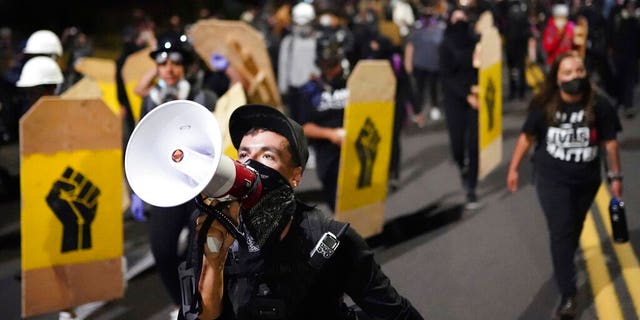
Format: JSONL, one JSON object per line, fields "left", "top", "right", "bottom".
{"left": 560, "top": 77, "right": 588, "bottom": 95}
{"left": 240, "top": 160, "right": 296, "bottom": 251}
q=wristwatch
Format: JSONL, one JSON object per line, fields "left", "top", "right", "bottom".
{"left": 607, "top": 171, "right": 623, "bottom": 183}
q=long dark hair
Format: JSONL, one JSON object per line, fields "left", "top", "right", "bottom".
{"left": 530, "top": 51, "right": 595, "bottom": 125}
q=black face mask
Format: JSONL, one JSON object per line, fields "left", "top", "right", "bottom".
{"left": 240, "top": 160, "right": 296, "bottom": 251}
{"left": 449, "top": 21, "right": 469, "bottom": 33}
{"left": 560, "top": 77, "right": 588, "bottom": 95}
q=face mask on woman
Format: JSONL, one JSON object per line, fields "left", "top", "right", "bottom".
{"left": 559, "top": 77, "right": 588, "bottom": 95}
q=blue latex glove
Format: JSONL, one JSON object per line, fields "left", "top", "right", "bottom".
{"left": 130, "top": 193, "right": 146, "bottom": 222}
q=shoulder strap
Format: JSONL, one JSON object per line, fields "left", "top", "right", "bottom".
{"left": 297, "top": 204, "right": 350, "bottom": 270}
{"left": 179, "top": 199, "right": 244, "bottom": 320}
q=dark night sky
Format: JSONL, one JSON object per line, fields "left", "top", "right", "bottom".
{"left": 0, "top": 0, "right": 252, "bottom": 42}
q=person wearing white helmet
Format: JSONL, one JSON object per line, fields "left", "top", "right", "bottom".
{"left": 542, "top": 3, "right": 577, "bottom": 65}
{"left": 23, "top": 30, "right": 63, "bottom": 58}
{"left": 16, "top": 56, "right": 64, "bottom": 116}
{"left": 278, "top": 2, "right": 320, "bottom": 123}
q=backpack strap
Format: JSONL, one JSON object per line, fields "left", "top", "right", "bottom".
{"left": 297, "top": 203, "right": 350, "bottom": 270}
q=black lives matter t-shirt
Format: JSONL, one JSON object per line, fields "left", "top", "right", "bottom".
{"left": 522, "top": 95, "right": 620, "bottom": 184}
{"left": 298, "top": 77, "right": 349, "bottom": 178}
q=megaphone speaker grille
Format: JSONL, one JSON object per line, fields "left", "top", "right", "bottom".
{"left": 125, "top": 100, "right": 223, "bottom": 207}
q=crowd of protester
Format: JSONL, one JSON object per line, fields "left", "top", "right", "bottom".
{"left": 0, "top": 0, "right": 638, "bottom": 318}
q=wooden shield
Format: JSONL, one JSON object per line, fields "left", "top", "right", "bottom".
{"left": 212, "top": 82, "right": 247, "bottom": 159}
{"left": 378, "top": 20, "right": 402, "bottom": 46}
{"left": 73, "top": 57, "right": 120, "bottom": 115}
{"left": 121, "top": 47, "right": 155, "bottom": 123}
{"left": 61, "top": 77, "right": 103, "bottom": 99}
{"left": 335, "top": 60, "right": 396, "bottom": 238}
{"left": 476, "top": 11, "right": 503, "bottom": 180}
{"left": 188, "top": 19, "right": 282, "bottom": 110}
{"left": 61, "top": 81, "right": 132, "bottom": 212}
{"left": 20, "top": 98, "right": 123, "bottom": 317}
{"left": 574, "top": 16, "right": 589, "bottom": 59}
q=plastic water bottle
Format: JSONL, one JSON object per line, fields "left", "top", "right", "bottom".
{"left": 609, "top": 198, "right": 629, "bottom": 243}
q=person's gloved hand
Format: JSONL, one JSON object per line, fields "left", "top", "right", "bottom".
{"left": 130, "top": 193, "right": 146, "bottom": 222}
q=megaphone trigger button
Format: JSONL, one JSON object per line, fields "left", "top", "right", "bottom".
{"left": 172, "top": 149, "right": 184, "bottom": 163}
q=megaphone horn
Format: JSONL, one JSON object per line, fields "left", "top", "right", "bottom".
{"left": 124, "top": 100, "right": 260, "bottom": 208}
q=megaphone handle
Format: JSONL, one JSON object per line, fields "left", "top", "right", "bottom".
{"left": 180, "top": 206, "right": 220, "bottom": 319}
{"left": 194, "top": 197, "right": 246, "bottom": 243}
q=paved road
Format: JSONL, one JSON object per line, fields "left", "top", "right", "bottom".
{"left": 1, "top": 92, "right": 639, "bottom": 319}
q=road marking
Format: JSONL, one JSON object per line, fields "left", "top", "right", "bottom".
{"left": 580, "top": 210, "right": 624, "bottom": 319}
{"left": 594, "top": 183, "right": 640, "bottom": 317}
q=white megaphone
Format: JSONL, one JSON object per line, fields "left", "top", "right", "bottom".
{"left": 125, "top": 100, "right": 261, "bottom": 208}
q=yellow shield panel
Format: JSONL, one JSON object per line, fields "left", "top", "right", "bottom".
{"left": 21, "top": 150, "right": 123, "bottom": 270}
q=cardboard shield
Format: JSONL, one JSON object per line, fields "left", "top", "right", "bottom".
{"left": 188, "top": 19, "right": 282, "bottom": 110}
{"left": 61, "top": 77, "right": 103, "bottom": 99}
{"left": 335, "top": 60, "right": 396, "bottom": 238}
{"left": 122, "top": 47, "right": 155, "bottom": 123}
{"left": 212, "top": 82, "right": 247, "bottom": 158}
{"left": 476, "top": 12, "right": 503, "bottom": 180}
{"left": 73, "top": 57, "right": 120, "bottom": 115}
{"left": 574, "top": 16, "right": 589, "bottom": 59}
{"left": 20, "top": 98, "right": 123, "bottom": 317}
{"left": 378, "top": 20, "right": 402, "bottom": 46}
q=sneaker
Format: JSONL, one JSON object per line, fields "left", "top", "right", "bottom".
{"left": 169, "top": 307, "right": 180, "bottom": 320}
{"left": 554, "top": 295, "right": 577, "bottom": 320}
{"left": 429, "top": 108, "right": 442, "bottom": 121}
{"left": 58, "top": 311, "right": 77, "bottom": 320}
{"left": 464, "top": 192, "right": 481, "bottom": 210}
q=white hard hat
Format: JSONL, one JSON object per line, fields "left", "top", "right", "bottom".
{"left": 23, "top": 30, "right": 63, "bottom": 56}
{"left": 552, "top": 4, "right": 569, "bottom": 17}
{"left": 292, "top": 2, "right": 316, "bottom": 25}
{"left": 16, "top": 56, "right": 64, "bottom": 87}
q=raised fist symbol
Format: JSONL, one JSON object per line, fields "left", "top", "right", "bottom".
{"left": 46, "top": 167, "right": 100, "bottom": 253}
{"left": 355, "top": 118, "right": 380, "bottom": 189}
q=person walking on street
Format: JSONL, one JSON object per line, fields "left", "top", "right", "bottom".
{"left": 277, "top": 2, "right": 319, "bottom": 123}
{"left": 405, "top": 11, "right": 446, "bottom": 125}
{"left": 506, "top": 51, "right": 623, "bottom": 319}
{"left": 439, "top": 8, "right": 482, "bottom": 210}
{"left": 134, "top": 33, "right": 218, "bottom": 319}
{"left": 297, "top": 29, "right": 350, "bottom": 212}
{"left": 542, "top": 4, "right": 576, "bottom": 67}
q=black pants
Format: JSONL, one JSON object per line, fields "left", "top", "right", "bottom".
{"left": 443, "top": 94, "right": 478, "bottom": 193}
{"left": 149, "top": 202, "right": 195, "bottom": 306}
{"left": 506, "top": 43, "right": 527, "bottom": 99}
{"left": 315, "top": 153, "right": 340, "bottom": 212}
{"left": 612, "top": 55, "right": 639, "bottom": 111}
{"left": 535, "top": 174, "right": 600, "bottom": 297}
{"left": 411, "top": 68, "right": 440, "bottom": 113}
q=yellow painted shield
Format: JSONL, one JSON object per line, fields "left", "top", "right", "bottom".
{"left": 20, "top": 98, "right": 124, "bottom": 317}
{"left": 335, "top": 60, "right": 396, "bottom": 238}
{"left": 21, "top": 150, "right": 123, "bottom": 270}
{"left": 477, "top": 14, "right": 503, "bottom": 180}
{"left": 336, "top": 101, "right": 394, "bottom": 211}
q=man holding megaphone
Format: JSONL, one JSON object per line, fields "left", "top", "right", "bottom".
{"left": 125, "top": 102, "right": 422, "bottom": 320}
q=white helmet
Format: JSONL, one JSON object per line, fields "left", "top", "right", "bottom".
{"left": 16, "top": 56, "right": 64, "bottom": 87}
{"left": 552, "top": 4, "right": 569, "bottom": 17}
{"left": 23, "top": 30, "right": 63, "bottom": 57}
{"left": 292, "top": 2, "right": 316, "bottom": 26}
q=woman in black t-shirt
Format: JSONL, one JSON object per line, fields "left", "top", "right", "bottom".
{"left": 506, "top": 51, "right": 623, "bottom": 319}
